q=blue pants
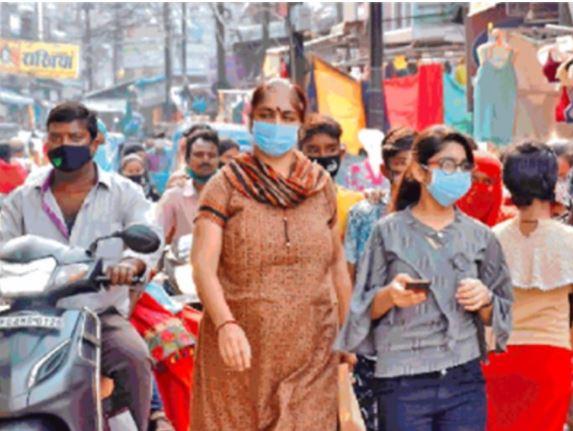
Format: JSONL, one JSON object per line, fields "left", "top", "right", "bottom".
{"left": 374, "top": 359, "right": 486, "bottom": 431}
{"left": 151, "top": 378, "right": 164, "bottom": 412}
{"left": 353, "top": 355, "right": 379, "bottom": 431}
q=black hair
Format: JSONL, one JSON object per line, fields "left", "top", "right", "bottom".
{"left": 183, "top": 123, "right": 213, "bottom": 138}
{"left": 46, "top": 101, "right": 98, "bottom": 140}
{"left": 220, "top": 138, "right": 240, "bottom": 154}
{"left": 503, "top": 142, "right": 558, "bottom": 207}
{"left": 382, "top": 127, "right": 416, "bottom": 166}
{"left": 391, "top": 125, "right": 475, "bottom": 212}
{"left": 549, "top": 140, "right": 573, "bottom": 167}
{"left": 251, "top": 78, "right": 308, "bottom": 123}
{"left": 0, "top": 142, "right": 11, "bottom": 162}
{"left": 122, "top": 144, "right": 146, "bottom": 158}
{"left": 298, "top": 114, "right": 342, "bottom": 148}
{"left": 185, "top": 129, "right": 220, "bottom": 161}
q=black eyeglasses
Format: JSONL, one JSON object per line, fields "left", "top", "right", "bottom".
{"left": 422, "top": 158, "right": 474, "bottom": 175}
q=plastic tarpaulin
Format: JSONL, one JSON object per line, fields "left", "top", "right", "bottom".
{"left": 313, "top": 56, "right": 366, "bottom": 156}
{"left": 0, "top": 88, "right": 33, "bottom": 106}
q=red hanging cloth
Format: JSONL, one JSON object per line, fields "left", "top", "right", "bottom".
{"left": 383, "top": 74, "right": 419, "bottom": 129}
{"left": 416, "top": 63, "right": 444, "bottom": 130}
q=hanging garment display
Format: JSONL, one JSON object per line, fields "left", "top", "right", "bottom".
{"left": 543, "top": 52, "right": 562, "bottom": 83}
{"left": 510, "top": 33, "right": 573, "bottom": 141}
{"left": 474, "top": 50, "right": 517, "bottom": 146}
{"left": 455, "top": 63, "right": 468, "bottom": 87}
{"left": 417, "top": 63, "right": 444, "bottom": 130}
{"left": 443, "top": 72, "right": 473, "bottom": 134}
{"left": 555, "top": 86, "right": 573, "bottom": 123}
{"left": 555, "top": 57, "right": 573, "bottom": 124}
{"left": 383, "top": 74, "right": 419, "bottom": 129}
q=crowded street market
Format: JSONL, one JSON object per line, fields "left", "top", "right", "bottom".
{"left": 0, "top": 2, "right": 573, "bottom": 431}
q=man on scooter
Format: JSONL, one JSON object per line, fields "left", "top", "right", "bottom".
{"left": 0, "top": 102, "right": 162, "bottom": 431}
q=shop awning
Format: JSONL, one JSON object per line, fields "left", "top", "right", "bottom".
{"left": 82, "top": 98, "right": 126, "bottom": 113}
{"left": 468, "top": 1, "right": 499, "bottom": 17}
{"left": 0, "top": 88, "right": 33, "bottom": 106}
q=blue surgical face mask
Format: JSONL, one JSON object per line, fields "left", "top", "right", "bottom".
{"left": 427, "top": 169, "right": 472, "bottom": 207}
{"left": 187, "top": 167, "right": 215, "bottom": 185}
{"left": 252, "top": 121, "right": 299, "bottom": 157}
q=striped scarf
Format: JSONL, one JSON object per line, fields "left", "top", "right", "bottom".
{"left": 223, "top": 151, "right": 329, "bottom": 209}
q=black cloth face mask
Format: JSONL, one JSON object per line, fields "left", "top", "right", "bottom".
{"left": 126, "top": 174, "right": 146, "bottom": 186}
{"left": 48, "top": 145, "right": 93, "bottom": 172}
{"left": 310, "top": 155, "right": 342, "bottom": 178}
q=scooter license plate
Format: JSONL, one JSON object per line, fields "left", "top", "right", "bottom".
{"left": 0, "top": 315, "right": 63, "bottom": 330}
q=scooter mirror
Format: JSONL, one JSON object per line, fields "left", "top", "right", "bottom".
{"left": 118, "top": 225, "right": 161, "bottom": 254}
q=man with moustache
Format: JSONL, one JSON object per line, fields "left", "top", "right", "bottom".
{"left": 156, "top": 129, "right": 220, "bottom": 244}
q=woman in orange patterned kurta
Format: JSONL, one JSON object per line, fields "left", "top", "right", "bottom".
{"left": 191, "top": 79, "right": 353, "bottom": 430}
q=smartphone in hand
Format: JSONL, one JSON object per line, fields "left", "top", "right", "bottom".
{"left": 405, "top": 280, "right": 431, "bottom": 294}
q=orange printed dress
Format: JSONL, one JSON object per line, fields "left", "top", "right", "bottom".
{"left": 191, "top": 152, "right": 339, "bottom": 431}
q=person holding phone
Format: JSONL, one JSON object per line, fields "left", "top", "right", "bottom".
{"left": 336, "top": 125, "right": 513, "bottom": 431}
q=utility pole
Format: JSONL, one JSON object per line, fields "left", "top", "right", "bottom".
{"left": 112, "top": 3, "right": 122, "bottom": 84}
{"left": 181, "top": 2, "right": 188, "bottom": 82}
{"left": 36, "top": 2, "right": 44, "bottom": 41}
{"left": 261, "top": 3, "right": 270, "bottom": 75}
{"left": 367, "top": 2, "right": 385, "bottom": 130}
{"left": 215, "top": 3, "right": 229, "bottom": 89}
{"left": 163, "top": 2, "right": 173, "bottom": 121}
{"left": 83, "top": 3, "right": 94, "bottom": 92}
{"left": 286, "top": 3, "right": 305, "bottom": 87}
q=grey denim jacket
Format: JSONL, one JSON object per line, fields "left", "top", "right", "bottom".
{"left": 335, "top": 207, "right": 514, "bottom": 377}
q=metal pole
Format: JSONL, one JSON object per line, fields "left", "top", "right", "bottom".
{"left": 112, "top": 4, "right": 122, "bottom": 84}
{"left": 215, "top": 3, "right": 228, "bottom": 89}
{"left": 286, "top": 3, "right": 295, "bottom": 80}
{"left": 261, "top": 3, "right": 270, "bottom": 75}
{"left": 367, "top": 2, "right": 385, "bottom": 130}
{"left": 182, "top": 2, "right": 187, "bottom": 82}
{"left": 286, "top": 3, "right": 305, "bottom": 87}
{"left": 83, "top": 3, "right": 94, "bottom": 92}
{"left": 36, "top": 2, "right": 43, "bottom": 41}
{"left": 163, "top": 2, "right": 173, "bottom": 120}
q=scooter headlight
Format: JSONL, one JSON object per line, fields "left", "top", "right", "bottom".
{"left": 28, "top": 339, "right": 71, "bottom": 389}
{"left": 0, "top": 258, "right": 57, "bottom": 298}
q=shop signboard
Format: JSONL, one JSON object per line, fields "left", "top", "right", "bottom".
{"left": 0, "top": 39, "right": 79, "bottom": 79}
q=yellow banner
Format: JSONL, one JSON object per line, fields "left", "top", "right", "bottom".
{"left": 0, "top": 39, "right": 21, "bottom": 74}
{"left": 0, "top": 39, "right": 79, "bottom": 79}
{"left": 313, "top": 56, "right": 366, "bottom": 156}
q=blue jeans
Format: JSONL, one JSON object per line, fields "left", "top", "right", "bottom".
{"left": 374, "top": 359, "right": 486, "bottom": 431}
{"left": 151, "top": 378, "right": 164, "bottom": 412}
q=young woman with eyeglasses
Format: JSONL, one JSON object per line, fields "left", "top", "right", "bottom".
{"left": 336, "top": 125, "right": 513, "bottom": 431}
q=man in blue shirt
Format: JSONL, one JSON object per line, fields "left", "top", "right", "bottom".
{"left": 343, "top": 127, "right": 416, "bottom": 431}
{"left": 345, "top": 127, "right": 417, "bottom": 282}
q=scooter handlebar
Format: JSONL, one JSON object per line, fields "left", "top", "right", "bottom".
{"left": 94, "top": 275, "right": 146, "bottom": 287}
